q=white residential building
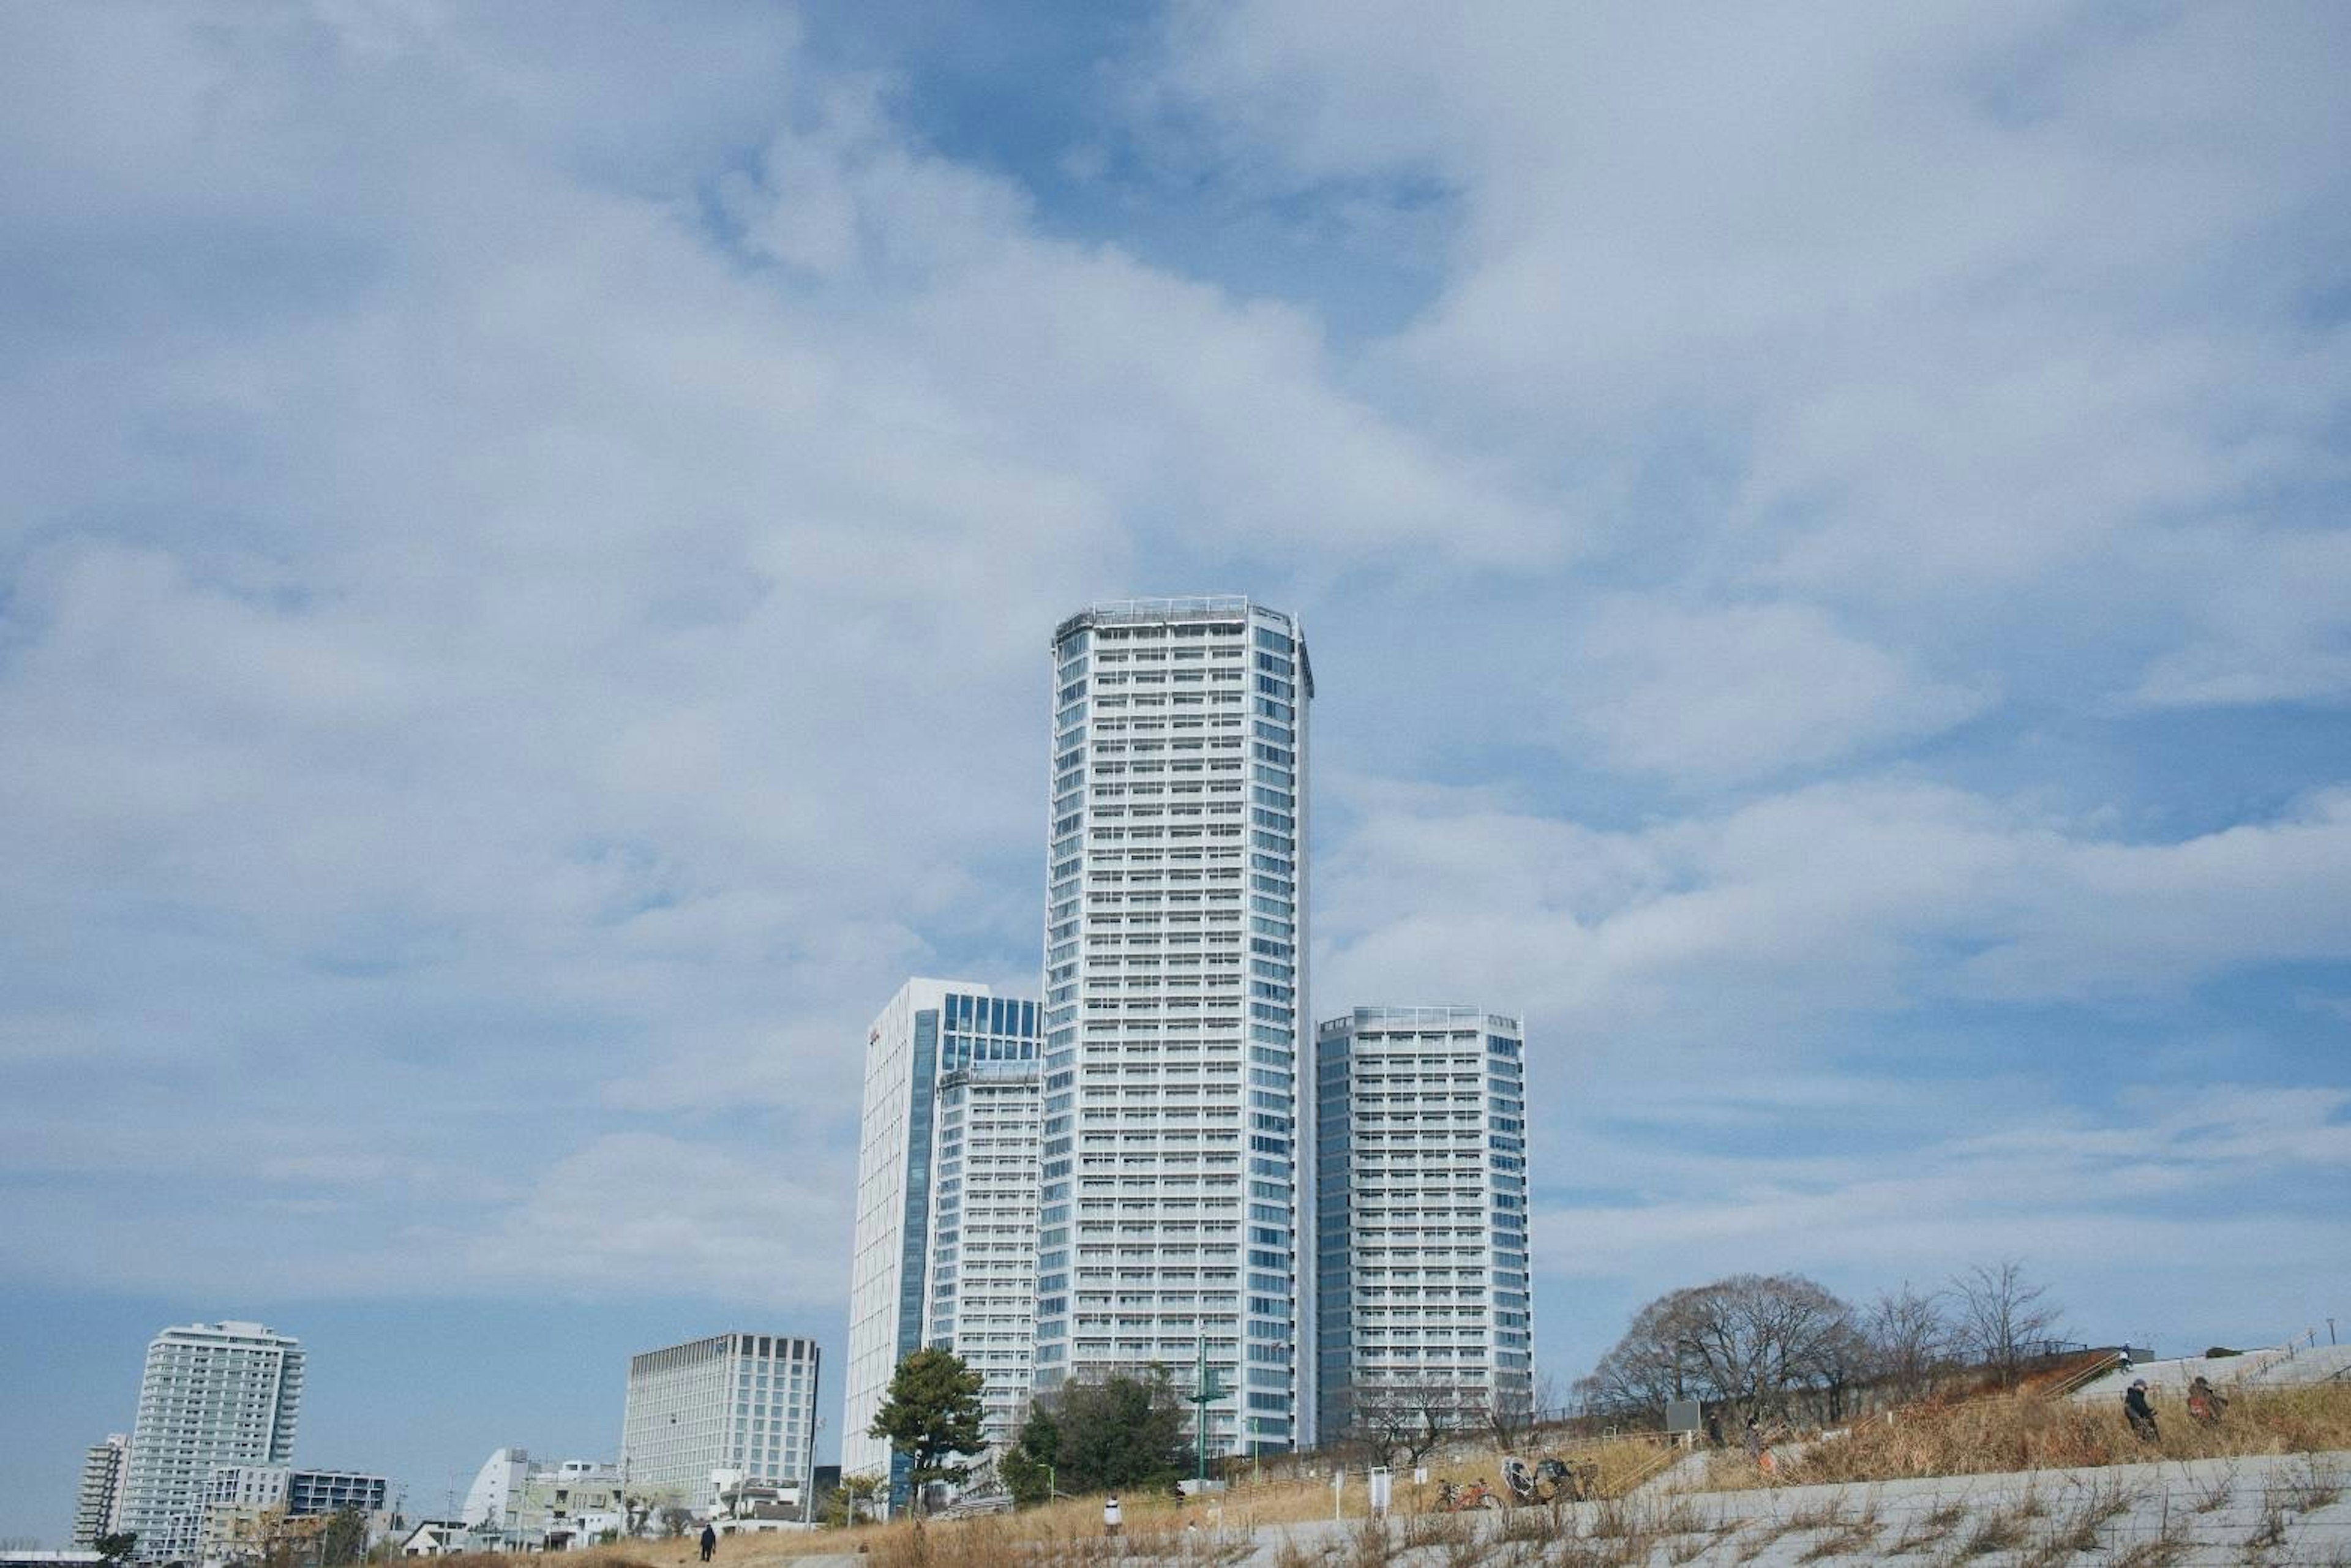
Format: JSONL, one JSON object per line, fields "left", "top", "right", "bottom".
{"left": 621, "top": 1334, "right": 819, "bottom": 1513}
{"left": 928, "top": 1044, "right": 1044, "bottom": 1450}
{"left": 199, "top": 1465, "right": 388, "bottom": 1517}
{"left": 72, "top": 1435, "right": 128, "bottom": 1547}
{"left": 458, "top": 1450, "right": 529, "bottom": 1530}
{"left": 842, "top": 980, "right": 1041, "bottom": 1497}
{"left": 455, "top": 1453, "right": 621, "bottom": 1551}
{"left": 119, "top": 1321, "right": 304, "bottom": 1563}
{"left": 1313, "top": 1007, "right": 1533, "bottom": 1442}
{"left": 1032, "top": 598, "right": 1314, "bottom": 1452}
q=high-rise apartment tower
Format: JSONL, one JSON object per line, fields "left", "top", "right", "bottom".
{"left": 1033, "top": 598, "right": 1314, "bottom": 1452}
{"left": 1313, "top": 1007, "right": 1532, "bottom": 1442}
{"left": 842, "top": 980, "right": 1041, "bottom": 1499}
{"left": 73, "top": 1434, "right": 129, "bottom": 1547}
{"left": 118, "top": 1321, "right": 304, "bottom": 1564}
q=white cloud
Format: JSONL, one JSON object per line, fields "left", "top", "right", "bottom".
{"left": 1317, "top": 776, "right": 2351, "bottom": 1060}
{"left": 1531, "top": 1085, "right": 2351, "bottom": 1366}
{"left": 1565, "top": 598, "right": 1990, "bottom": 783}
{"left": 1145, "top": 0, "right": 2351, "bottom": 698}
{"left": 460, "top": 1133, "right": 852, "bottom": 1305}
{"left": 0, "top": 1, "right": 1564, "bottom": 1315}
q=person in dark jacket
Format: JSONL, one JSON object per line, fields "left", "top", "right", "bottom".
{"left": 2187, "top": 1375, "right": 2228, "bottom": 1425}
{"left": 2124, "top": 1379, "right": 2159, "bottom": 1442}
{"left": 699, "top": 1524, "right": 718, "bottom": 1562}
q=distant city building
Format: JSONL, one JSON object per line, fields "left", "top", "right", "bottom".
{"left": 621, "top": 1335, "right": 819, "bottom": 1514}
{"left": 119, "top": 1321, "right": 304, "bottom": 1564}
{"left": 1313, "top": 1007, "right": 1532, "bottom": 1444}
{"left": 457, "top": 1449, "right": 530, "bottom": 1530}
{"left": 842, "top": 980, "right": 1041, "bottom": 1496}
{"left": 72, "top": 1435, "right": 129, "bottom": 1547}
{"left": 397, "top": 1521, "right": 467, "bottom": 1558}
{"left": 199, "top": 1465, "right": 388, "bottom": 1517}
{"left": 453, "top": 1454, "right": 620, "bottom": 1552}
{"left": 1032, "top": 598, "right": 1316, "bottom": 1453}
{"left": 194, "top": 1468, "right": 389, "bottom": 1568}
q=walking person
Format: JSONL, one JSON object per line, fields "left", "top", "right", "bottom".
{"left": 2124, "top": 1379, "right": 2160, "bottom": 1442}
{"left": 697, "top": 1523, "right": 718, "bottom": 1562}
{"left": 1104, "top": 1493, "right": 1122, "bottom": 1538}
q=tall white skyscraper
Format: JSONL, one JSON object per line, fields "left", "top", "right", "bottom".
{"left": 73, "top": 1433, "right": 129, "bottom": 1547}
{"left": 118, "top": 1321, "right": 304, "bottom": 1563}
{"left": 620, "top": 1334, "right": 820, "bottom": 1510}
{"left": 1313, "top": 1007, "right": 1533, "bottom": 1442}
{"left": 926, "top": 1021, "right": 1046, "bottom": 1449}
{"left": 842, "top": 980, "right": 1041, "bottom": 1496}
{"left": 1033, "top": 598, "right": 1314, "bottom": 1453}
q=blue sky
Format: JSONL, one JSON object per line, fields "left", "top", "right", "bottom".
{"left": 4, "top": 0, "right": 2350, "bottom": 1541}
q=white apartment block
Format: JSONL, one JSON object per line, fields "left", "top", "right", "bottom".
{"left": 119, "top": 1321, "right": 304, "bottom": 1564}
{"left": 1313, "top": 1008, "right": 1533, "bottom": 1442}
{"left": 928, "top": 1034, "right": 1044, "bottom": 1449}
{"left": 843, "top": 981, "right": 1041, "bottom": 1496}
{"left": 73, "top": 1435, "right": 128, "bottom": 1547}
{"left": 621, "top": 1334, "right": 819, "bottom": 1512}
{"left": 1033, "top": 598, "right": 1314, "bottom": 1453}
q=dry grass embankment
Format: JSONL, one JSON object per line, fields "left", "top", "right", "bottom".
{"left": 1700, "top": 1380, "right": 2351, "bottom": 1491}
{"left": 519, "top": 1437, "right": 1677, "bottom": 1568}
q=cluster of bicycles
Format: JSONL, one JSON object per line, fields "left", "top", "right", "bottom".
{"left": 1433, "top": 1455, "right": 1599, "bottom": 1510}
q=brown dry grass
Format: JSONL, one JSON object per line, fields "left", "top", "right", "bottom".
{"left": 511, "top": 1436, "right": 1678, "bottom": 1568}
{"left": 1699, "top": 1381, "right": 2351, "bottom": 1491}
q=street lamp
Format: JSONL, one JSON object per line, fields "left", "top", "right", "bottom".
{"left": 1188, "top": 1337, "right": 1231, "bottom": 1488}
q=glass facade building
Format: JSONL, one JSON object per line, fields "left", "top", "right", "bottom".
{"left": 842, "top": 980, "right": 1041, "bottom": 1500}
{"left": 1033, "top": 598, "right": 1314, "bottom": 1452}
{"left": 1313, "top": 1007, "right": 1532, "bottom": 1444}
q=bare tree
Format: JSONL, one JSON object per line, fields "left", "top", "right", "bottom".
{"left": 1581, "top": 1273, "right": 1862, "bottom": 1425}
{"left": 1867, "top": 1281, "right": 1954, "bottom": 1400}
{"left": 1346, "top": 1373, "right": 1487, "bottom": 1468}
{"left": 1949, "top": 1260, "right": 2064, "bottom": 1387}
{"left": 1484, "top": 1372, "right": 1540, "bottom": 1450}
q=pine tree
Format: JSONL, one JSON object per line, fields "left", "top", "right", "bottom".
{"left": 868, "top": 1347, "right": 987, "bottom": 1512}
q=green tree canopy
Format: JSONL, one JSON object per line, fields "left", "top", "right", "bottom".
{"left": 868, "top": 1346, "right": 988, "bottom": 1509}
{"left": 823, "top": 1472, "right": 883, "bottom": 1528}
{"left": 1000, "top": 1406, "right": 1060, "bottom": 1509}
{"left": 1044, "top": 1368, "right": 1190, "bottom": 1495}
